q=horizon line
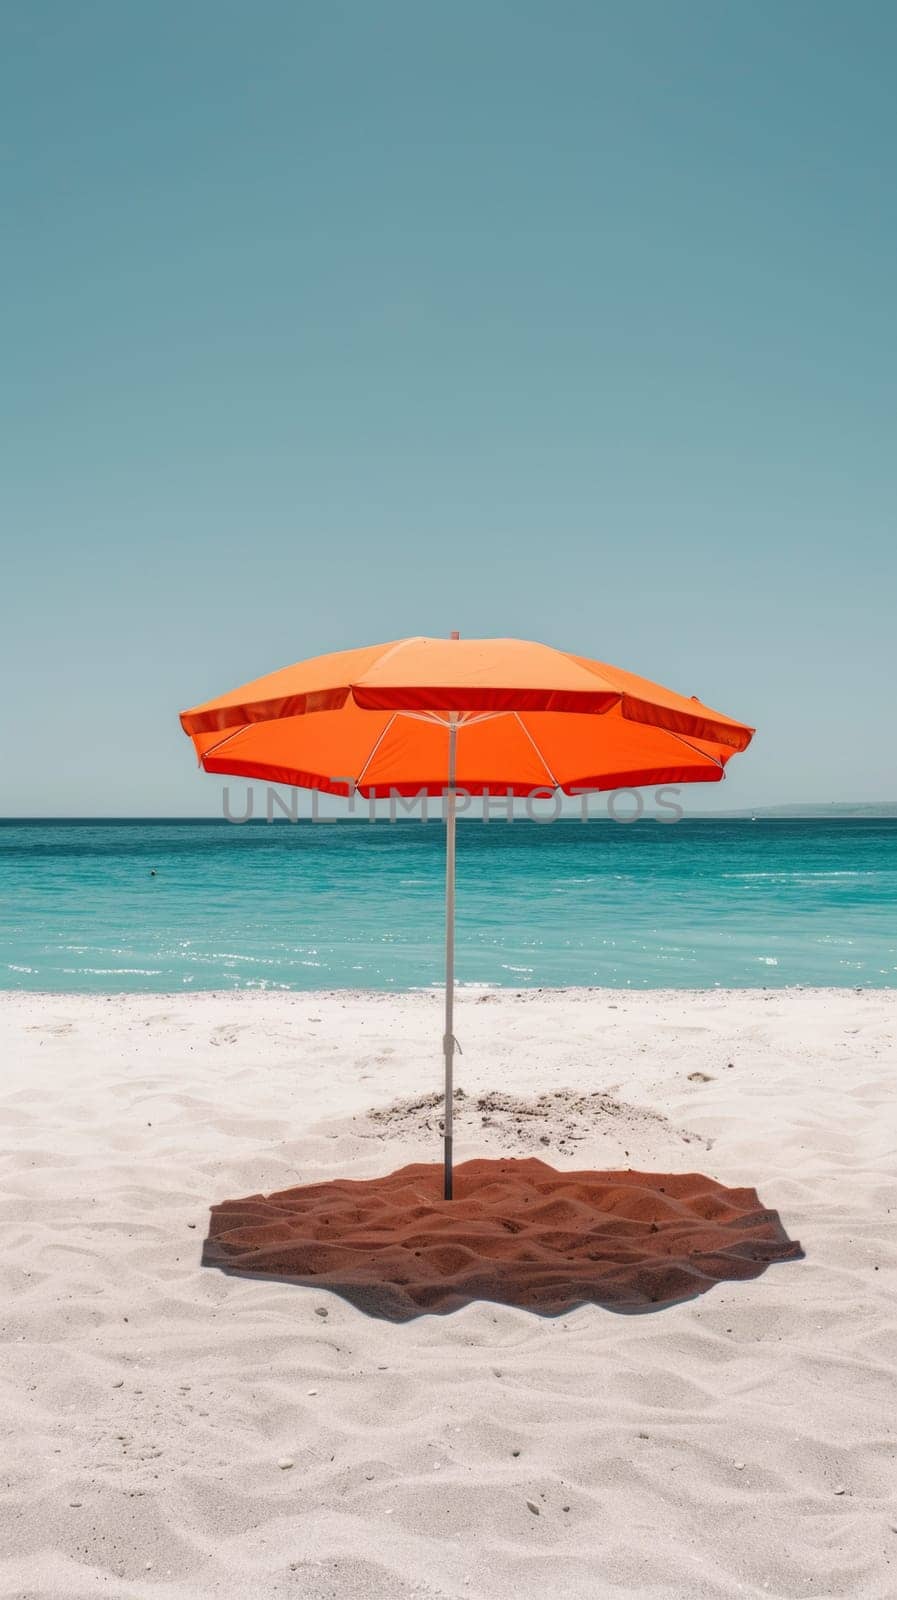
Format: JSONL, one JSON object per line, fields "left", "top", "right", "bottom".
{"left": 1, "top": 806, "right": 896, "bottom": 824}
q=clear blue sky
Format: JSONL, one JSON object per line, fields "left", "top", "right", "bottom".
{"left": 2, "top": 1, "right": 895, "bottom": 815}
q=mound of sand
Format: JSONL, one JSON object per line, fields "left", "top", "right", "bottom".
{"left": 203, "top": 1156, "right": 802, "bottom": 1319}
{"left": 362, "top": 1086, "right": 711, "bottom": 1161}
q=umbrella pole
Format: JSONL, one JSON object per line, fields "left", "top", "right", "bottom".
{"left": 443, "top": 715, "right": 458, "bottom": 1200}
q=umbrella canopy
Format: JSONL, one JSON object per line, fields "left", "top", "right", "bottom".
{"left": 185, "top": 697, "right": 744, "bottom": 796}
{"left": 180, "top": 636, "right": 754, "bottom": 1197}
{"left": 181, "top": 635, "right": 752, "bottom": 748}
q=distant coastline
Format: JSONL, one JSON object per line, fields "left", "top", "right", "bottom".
{"left": 693, "top": 802, "right": 897, "bottom": 819}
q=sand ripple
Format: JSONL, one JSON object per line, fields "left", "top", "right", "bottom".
{"left": 2, "top": 988, "right": 895, "bottom": 1600}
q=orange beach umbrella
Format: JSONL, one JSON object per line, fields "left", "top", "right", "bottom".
{"left": 181, "top": 635, "right": 753, "bottom": 1196}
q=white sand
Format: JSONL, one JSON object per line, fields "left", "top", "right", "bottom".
{"left": 1, "top": 987, "right": 895, "bottom": 1600}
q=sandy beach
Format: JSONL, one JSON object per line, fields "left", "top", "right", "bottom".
{"left": 1, "top": 987, "right": 895, "bottom": 1599}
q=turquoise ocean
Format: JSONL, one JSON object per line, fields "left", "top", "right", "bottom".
{"left": 1, "top": 818, "right": 895, "bottom": 993}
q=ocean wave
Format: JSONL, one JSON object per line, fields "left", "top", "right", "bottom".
{"left": 63, "top": 967, "right": 165, "bottom": 976}
{"left": 722, "top": 870, "right": 883, "bottom": 882}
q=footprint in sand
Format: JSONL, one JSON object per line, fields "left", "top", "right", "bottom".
{"left": 209, "top": 1024, "right": 243, "bottom": 1046}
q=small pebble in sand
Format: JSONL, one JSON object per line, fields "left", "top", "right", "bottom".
{"left": 562, "top": 1505, "right": 570, "bottom": 1513}
{"left": 145, "top": 1563, "right": 153, "bottom": 1571}
{"left": 511, "top": 1449, "right": 521, "bottom": 1457}
{"left": 69, "top": 1501, "right": 82, "bottom": 1508}
{"left": 735, "top": 1462, "right": 745, "bottom": 1470}
{"left": 526, "top": 1501, "right": 540, "bottom": 1515}
{"left": 278, "top": 1458, "right": 295, "bottom": 1471}
{"left": 315, "top": 1307, "right": 328, "bottom": 1318}
{"left": 307, "top": 1389, "right": 318, "bottom": 1396}
{"left": 833, "top": 1485, "right": 846, "bottom": 1495}
{"left": 112, "top": 1380, "right": 124, "bottom": 1388}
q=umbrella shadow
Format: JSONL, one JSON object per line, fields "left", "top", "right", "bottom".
{"left": 201, "top": 1157, "right": 803, "bottom": 1322}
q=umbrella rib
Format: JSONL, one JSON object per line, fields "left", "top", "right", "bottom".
{"left": 661, "top": 729, "right": 725, "bottom": 769}
{"left": 390, "top": 709, "right": 504, "bottom": 727}
{"left": 569, "top": 725, "right": 725, "bottom": 793}
{"left": 513, "top": 712, "right": 560, "bottom": 790}
{"left": 399, "top": 709, "right": 451, "bottom": 727}
{"left": 458, "top": 710, "right": 505, "bottom": 727}
{"left": 199, "top": 724, "right": 251, "bottom": 765}
{"left": 356, "top": 713, "right": 399, "bottom": 788}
